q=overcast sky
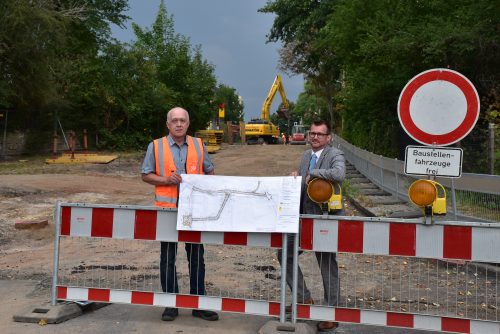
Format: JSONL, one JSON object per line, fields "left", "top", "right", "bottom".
{"left": 110, "top": 0, "right": 304, "bottom": 121}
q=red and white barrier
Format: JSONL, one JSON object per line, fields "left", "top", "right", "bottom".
{"left": 301, "top": 218, "right": 500, "bottom": 262}
{"left": 61, "top": 206, "right": 283, "bottom": 248}
{"left": 54, "top": 204, "right": 500, "bottom": 334}
{"left": 57, "top": 286, "right": 280, "bottom": 317}
{"left": 61, "top": 205, "right": 500, "bottom": 262}
{"left": 299, "top": 305, "right": 499, "bottom": 334}
{"left": 56, "top": 285, "right": 499, "bottom": 334}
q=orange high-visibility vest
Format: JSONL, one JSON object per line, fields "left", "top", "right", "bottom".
{"left": 153, "top": 135, "right": 204, "bottom": 208}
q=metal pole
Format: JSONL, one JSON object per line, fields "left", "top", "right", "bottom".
{"left": 57, "top": 118, "right": 69, "bottom": 149}
{"left": 52, "top": 131, "right": 58, "bottom": 157}
{"left": 451, "top": 179, "right": 458, "bottom": 220}
{"left": 83, "top": 129, "right": 88, "bottom": 151}
{"left": 51, "top": 201, "right": 62, "bottom": 306}
{"left": 489, "top": 123, "right": 495, "bottom": 175}
{"left": 380, "top": 155, "right": 384, "bottom": 188}
{"left": 287, "top": 115, "right": 290, "bottom": 144}
{"left": 291, "top": 232, "right": 299, "bottom": 324}
{"left": 279, "top": 233, "right": 288, "bottom": 323}
{"left": 395, "top": 158, "right": 400, "bottom": 199}
{"left": 1, "top": 110, "right": 8, "bottom": 158}
{"left": 240, "top": 121, "right": 246, "bottom": 145}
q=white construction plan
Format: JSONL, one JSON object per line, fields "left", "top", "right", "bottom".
{"left": 177, "top": 174, "right": 302, "bottom": 233}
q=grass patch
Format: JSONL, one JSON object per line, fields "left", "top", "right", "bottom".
{"left": 342, "top": 179, "right": 360, "bottom": 197}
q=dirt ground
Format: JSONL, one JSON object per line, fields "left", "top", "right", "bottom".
{"left": 0, "top": 144, "right": 310, "bottom": 281}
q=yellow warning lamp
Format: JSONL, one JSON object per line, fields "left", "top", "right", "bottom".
{"left": 429, "top": 181, "right": 447, "bottom": 215}
{"left": 408, "top": 180, "right": 436, "bottom": 207}
{"left": 408, "top": 179, "right": 447, "bottom": 221}
{"left": 307, "top": 178, "right": 343, "bottom": 213}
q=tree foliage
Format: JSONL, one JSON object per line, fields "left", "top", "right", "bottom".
{"left": 213, "top": 84, "right": 244, "bottom": 124}
{"left": 262, "top": 0, "right": 500, "bottom": 170}
{"left": 260, "top": 0, "right": 340, "bottom": 129}
{"left": 1, "top": 0, "right": 243, "bottom": 151}
{"left": 0, "top": 0, "right": 128, "bottom": 107}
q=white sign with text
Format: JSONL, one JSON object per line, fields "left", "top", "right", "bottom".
{"left": 176, "top": 174, "right": 302, "bottom": 233}
{"left": 405, "top": 145, "right": 463, "bottom": 177}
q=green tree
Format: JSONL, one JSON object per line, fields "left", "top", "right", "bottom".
{"left": 213, "top": 84, "right": 244, "bottom": 124}
{"left": 0, "top": 0, "right": 128, "bottom": 151}
{"left": 65, "top": 41, "right": 175, "bottom": 149}
{"left": 293, "top": 81, "right": 329, "bottom": 126}
{"left": 262, "top": 0, "right": 500, "bottom": 163}
{"left": 259, "top": 0, "right": 341, "bottom": 129}
{"left": 0, "top": 0, "right": 128, "bottom": 110}
{"left": 325, "top": 0, "right": 500, "bottom": 157}
{"left": 132, "top": 0, "right": 216, "bottom": 135}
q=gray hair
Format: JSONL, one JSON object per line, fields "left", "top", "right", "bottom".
{"left": 166, "top": 107, "right": 190, "bottom": 123}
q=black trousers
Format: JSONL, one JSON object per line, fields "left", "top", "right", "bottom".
{"left": 160, "top": 242, "right": 206, "bottom": 295}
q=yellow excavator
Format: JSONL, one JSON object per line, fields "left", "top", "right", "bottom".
{"left": 245, "top": 75, "right": 289, "bottom": 144}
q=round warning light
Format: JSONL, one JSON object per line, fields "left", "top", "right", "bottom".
{"left": 408, "top": 180, "right": 437, "bottom": 207}
{"left": 307, "top": 178, "right": 333, "bottom": 203}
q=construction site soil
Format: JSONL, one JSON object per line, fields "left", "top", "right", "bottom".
{"left": 0, "top": 144, "right": 314, "bottom": 284}
{"left": 0, "top": 144, "right": 497, "bottom": 328}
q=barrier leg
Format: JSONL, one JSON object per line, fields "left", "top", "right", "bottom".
{"left": 51, "top": 201, "right": 62, "bottom": 306}
{"left": 291, "top": 232, "right": 299, "bottom": 324}
{"left": 279, "top": 233, "right": 288, "bottom": 323}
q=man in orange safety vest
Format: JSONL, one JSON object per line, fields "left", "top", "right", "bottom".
{"left": 141, "top": 107, "right": 218, "bottom": 322}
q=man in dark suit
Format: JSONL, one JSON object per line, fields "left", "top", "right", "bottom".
{"left": 278, "top": 119, "right": 345, "bottom": 332}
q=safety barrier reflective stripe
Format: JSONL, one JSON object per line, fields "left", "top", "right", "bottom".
{"left": 301, "top": 217, "right": 500, "bottom": 262}
{"left": 57, "top": 286, "right": 280, "bottom": 317}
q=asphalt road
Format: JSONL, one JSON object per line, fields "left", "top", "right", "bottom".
{"left": 3, "top": 280, "right": 443, "bottom": 334}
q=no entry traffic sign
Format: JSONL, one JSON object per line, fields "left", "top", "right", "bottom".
{"left": 398, "top": 68, "right": 479, "bottom": 146}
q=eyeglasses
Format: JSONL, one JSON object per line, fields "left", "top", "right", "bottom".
{"left": 308, "top": 131, "right": 329, "bottom": 138}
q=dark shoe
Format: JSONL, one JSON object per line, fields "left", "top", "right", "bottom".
{"left": 317, "top": 321, "right": 339, "bottom": 332}
{"left": 192, "top": 309, "right": 219, "bottom": 321}
{"left": 161, "top": 307, "right": 178, "bottom": 321}
{"left": 285, "top": 298, "right": 314, "bottom": 313}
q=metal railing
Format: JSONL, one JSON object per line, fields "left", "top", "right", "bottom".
{"left": 332, "top": 134, "right": 500, "bottom": 223}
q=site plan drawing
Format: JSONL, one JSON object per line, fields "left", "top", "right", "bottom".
{"left": 177, "top": 174, "right": 302, "bottom": 233}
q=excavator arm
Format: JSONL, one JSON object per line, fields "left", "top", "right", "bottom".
{"left": 261, "top": 75, "right": 289, "bottom": 120}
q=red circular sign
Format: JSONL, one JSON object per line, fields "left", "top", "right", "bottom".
{"left": 398, "top": 68, "right": 479, "bottom": 146}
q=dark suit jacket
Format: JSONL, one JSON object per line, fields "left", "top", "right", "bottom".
{"left": 298, "top": 145, "right": 346, "bottom": 215}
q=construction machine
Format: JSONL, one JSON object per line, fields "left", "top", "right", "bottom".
{"left": 290, "top": 122, "right": 307, "bottom": 145}
{"left": 245, "top": 75, "right": 289, "bottom": 144}
{"left": 195, "top": 129, "right": 223, "bottom": 153}
{"left": 195, "top": 104, "right": 225, "bottom": 153}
